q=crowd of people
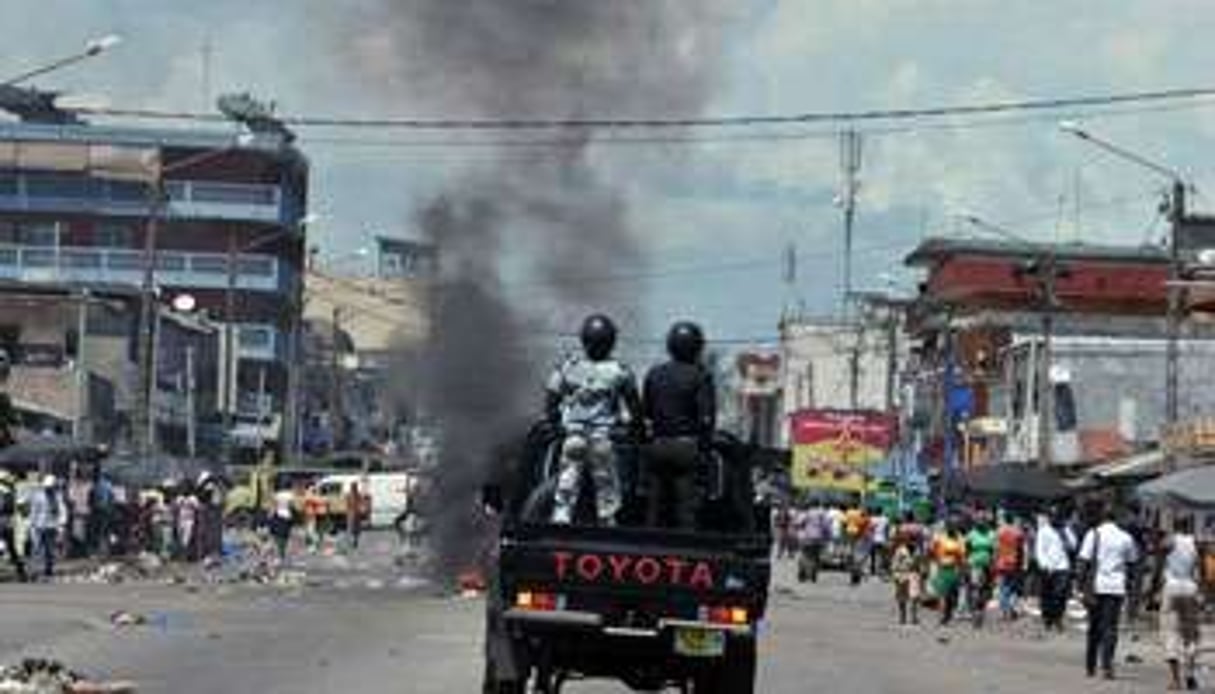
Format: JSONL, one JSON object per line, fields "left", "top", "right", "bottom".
{"left": 0, "top": 466, "right": 226, "bottom": 582}
{"left": 781, "top": 499, "right": 1207, "bottom": 690}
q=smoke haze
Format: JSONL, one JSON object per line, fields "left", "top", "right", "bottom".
{"left": 337, "top": 1, "right": 733, "bottom": 579}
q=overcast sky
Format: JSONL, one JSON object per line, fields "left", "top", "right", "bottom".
{"left": 5, "top": 0, "right": 1215, "bottom": 351}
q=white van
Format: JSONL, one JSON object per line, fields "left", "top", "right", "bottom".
{"left": 314, "top": 472, "right": 415, "bottom": 529}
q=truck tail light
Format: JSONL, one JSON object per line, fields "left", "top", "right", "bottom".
{"left": 516, "top": 590, "right": 563, "bottom": 611}
{"left": 700, "top": 605, "right": 749, "bottom": 625}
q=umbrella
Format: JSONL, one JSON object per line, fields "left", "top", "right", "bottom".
{"left": 962, "top": 463, "right": 1070, "bottom": 501}
{"left": 1138, "top": 465, "right": 1215, "bottom": 509}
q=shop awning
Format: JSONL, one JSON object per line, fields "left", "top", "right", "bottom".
{"left": 1138, "top": 464, "right": 1215, "bottom": 509}
{"left": 1086, "top": 449, "right": 1166, "bottom": 481}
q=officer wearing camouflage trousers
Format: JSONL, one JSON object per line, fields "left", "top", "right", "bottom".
{"left": 548, "top": 314, "right": 642, "bottom": 526}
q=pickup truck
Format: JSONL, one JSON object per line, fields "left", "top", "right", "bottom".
{"left": 482, "top": 425, "right": 772, "bottom": 693}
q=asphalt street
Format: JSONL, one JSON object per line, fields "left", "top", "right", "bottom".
{"left": 0, "top": 537, "right": 1193, "bottom": 693}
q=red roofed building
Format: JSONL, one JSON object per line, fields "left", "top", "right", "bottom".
{"left": 903, "top": 237, "right": 1215, "bottom": 471}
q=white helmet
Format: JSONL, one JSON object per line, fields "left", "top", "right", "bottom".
{"left": 42, "top": 474, "right": 57, "bottom": 488}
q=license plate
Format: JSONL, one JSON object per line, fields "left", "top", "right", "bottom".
{"left": 673, "top": 627, "right": 726, "bottom": 658}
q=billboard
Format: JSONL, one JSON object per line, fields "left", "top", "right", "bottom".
{"left": 790, "top": 409, "right": 897, "bottom": 492}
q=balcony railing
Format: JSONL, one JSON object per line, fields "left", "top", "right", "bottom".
{"left": 0, "top": 171, "right": 282, "bottom": 223}
{"left": 0, "top": 244, "right": 286, "bottom": 292}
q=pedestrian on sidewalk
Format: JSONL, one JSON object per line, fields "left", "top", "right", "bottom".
{"left": 892, "top": 533, "right": 922, "bottom": 625}
{"left": 28, "top": 475, "right": 67, "bottom": 580}
{"left": 931, "top": 519, "right": 966, "bottom": 626}
{"left": 1034, "top": 508, "right": 1075, "bottom": 633}
{"left": 1079, "top": 504, "right": 1139, "bottom": 680}
{"left": 870, "top": 510, "right": 891, "bottom": 578}
{"left": 346, "top": 481, "right": 365, "bottom": 550}
{"left": 1155, "top": 515, "right": 1201, "bottom": 691}
{"left": 269, "top": 489, "right": 295, "bottom": 562}
{"left": 965, "top": 514, "right": 996, "bottom": 628}
{"left": 0, "top": 470, "right": 27, "bottom": 581}
{"left": 994, "top": 512, "right": 1026, "bottom": 621}
{"left": 794, "top": 502, "right": 827, "bottom": 583}
{"left": 87, "top": 470, "right": 115, "bottom": 558}
{"left": 175, "top": 489, "right": 200, "bottom": 562}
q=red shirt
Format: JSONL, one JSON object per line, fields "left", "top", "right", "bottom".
{"left": 994, "top": 524, "right": 1025, "bottom": 574}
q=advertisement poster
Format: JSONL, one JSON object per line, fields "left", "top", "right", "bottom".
{"left": 790, "top": 409, "right": 897, "bottom": 492}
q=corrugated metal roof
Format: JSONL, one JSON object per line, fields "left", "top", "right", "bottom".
{"left": 905, "top": 236, "right": 1170, "bottom": 266}
{"left": 0, "top": 119, "right": 297, "bottom": 155}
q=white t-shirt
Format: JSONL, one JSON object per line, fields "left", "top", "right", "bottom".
{"left": 871, "top": 515, "right": 890, "bottom": 545}
{"left": 1078, "top": 522, "right": 1139, "bottom": 597}
{"left": 1164, "top": 533, "right": 1199, "bottom": 596}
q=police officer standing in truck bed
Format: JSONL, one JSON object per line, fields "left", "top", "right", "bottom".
{"left": 642, "top": 322, "right": 715, "bottom": 530}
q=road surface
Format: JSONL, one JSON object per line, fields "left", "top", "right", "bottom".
{"left": 0, "top": 536, "right": 1184, "bottom": 692}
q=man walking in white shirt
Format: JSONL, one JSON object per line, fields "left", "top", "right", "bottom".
{"left": 1034, "top": 509, "right": 1075, "bottom": 632}
{"left": 1078, "top": 505, "right": 1139, "bottom": 680}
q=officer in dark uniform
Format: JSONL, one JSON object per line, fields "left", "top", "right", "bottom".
{"left": 642, "top": 321, "right": 715, "bottom": 529}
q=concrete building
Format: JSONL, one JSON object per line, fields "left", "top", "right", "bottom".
{"left": 904, "top": 236, "right": 1215, "bottom": 470}
{"left": 0, "top": 103, "right": 309, "bottom": 456}
{"left": 299, "top": 244, "right": 432, "bottom": 454}
{"left": 779, "top": 316, "right": 902, "bottom": 447}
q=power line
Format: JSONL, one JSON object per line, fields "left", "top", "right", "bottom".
{"left": 75, "top": 85, "right": 1215, "bottom": 133}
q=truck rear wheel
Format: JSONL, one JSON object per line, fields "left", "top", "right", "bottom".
{"left": 482, "top": 659, "right": 525, "bottom": 694}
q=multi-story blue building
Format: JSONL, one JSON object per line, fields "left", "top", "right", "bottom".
{"left": 0, "top": 109, "right": 309, "bottom": 458}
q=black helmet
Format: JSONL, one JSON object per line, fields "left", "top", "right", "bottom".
{"left": 666, "top": 321, "right": 705, "bottom": 363}
{"left": 580, "top": 314, "right": 617, "bottom": 361}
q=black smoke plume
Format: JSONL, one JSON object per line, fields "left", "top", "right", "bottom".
{"left": 340, "top": 1, "right": 733, "bottom": 580}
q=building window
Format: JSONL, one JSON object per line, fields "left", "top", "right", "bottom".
{"left": 237, "top": 256, "right": 274, "bottom": 277}
{"left": 107, "top": 180, "right": 147, "bottom": 202}
{"left": 238, "top": 325, "right": 275, "bottom": 351}
{"left": 19, "top": 222, "right": 59, "bottom": 248}
{"left": 24, "top": 173, "right": 89, "bottom": 199}
{"left": 95, "top": 223, "right": 134, "bottom": 248}
{"left": 191, "top": 182, "right": 276, "bottom": 206}
{"left": 189, "top": 255, "right": 227, "bottom": 274}
{"left": 155, "top": 253, "right": 186, "bottom": 271}
{"left": 61, "top": 249, "right": 102, "bottom": 269}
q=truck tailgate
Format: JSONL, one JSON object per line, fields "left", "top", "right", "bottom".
{"left": 499, "top": 524, "right": 770, "bottom": 628}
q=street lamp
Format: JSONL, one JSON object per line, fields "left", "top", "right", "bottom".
{"left": 2, "top": 34, "right": 123, "bottom": 87}
{"left": 1059, "top": 121, "right": 1189, "bottom": 427}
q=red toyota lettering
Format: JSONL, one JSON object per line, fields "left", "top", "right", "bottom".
{"left": 663, "top": 557, "right": 688, "bottom": 585}
{"left": 608, "top": 554, "right": 634, "bottom": 582}
{"left": 634, "top": 557, "right": 662, "bottom": 584}
{"left": 576, "top": 553, "right": 604, "bottom": 581}
{"left": 688, "top": 561, "right": 714, "bottom": 590}
{"left": 554, "top": 551, "right": 574, "bottom": 580}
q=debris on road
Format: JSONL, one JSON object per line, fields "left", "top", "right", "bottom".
{"left": 108, "top": 611, "right": 146, "bottom": 628}
{"left": 0, "top": 659, "right": 136, "bottom": 694}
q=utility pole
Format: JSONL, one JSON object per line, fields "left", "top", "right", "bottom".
{"left": 1037, "top": 257, "right": 1056, "bottom": 469}
{"left": 75, "top": 290, "right": 89, "bottom": 443}
{"left": 839, "top": 130, "right": 862, "bottom": 311}
{"left": 1022, "top": 250, "right": 1067, "bottom": 469}
{"left": 848, "top": 327, "right": 862, "bottom": 410}
{"left": 1166, "top": 180, "right": 1186, "bottom": 427}
{"left": 885, "top": 308, "right": 898, "bottom": 412}
{"left": 134, "top": 181, "right": 166, "bottom": 465}
{"left": 185, "top": 344, "right": 196, "bottom": 458}
{"left": 222, "top": 228, "right": 239, "bottom": 464}
{"left": 330, "top": 306, "right": 343, "bottom": 450}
